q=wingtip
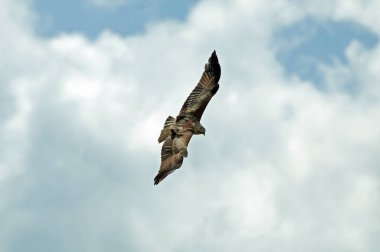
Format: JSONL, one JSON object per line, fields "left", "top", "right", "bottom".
{"left": 211, "top": 50, "right": 217, "bottom": 59}
{"left": 210, "top": 50, "right": 219, "bottom": 62}
{"left": 207, "top": 50, "right": 221, "bottom": 82}
{"left": 154, "top": 173, "right": 163, "bottom": 185}
{"left": 154, "top": 177, "right": 159, "bottom": 185}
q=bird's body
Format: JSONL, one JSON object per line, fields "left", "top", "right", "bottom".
{"left": 158, "top": 115, "right": 205, "bottom": 143}
{"left": 154, "top": 51, "right": 221, "bottom": 185}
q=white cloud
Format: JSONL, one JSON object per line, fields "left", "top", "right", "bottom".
{"left": 0, "top": 0, "right": 379, "bottom": 251}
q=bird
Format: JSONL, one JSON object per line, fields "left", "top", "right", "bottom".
{"left": 154, "top": 51, "right": 221, "bottom": 185}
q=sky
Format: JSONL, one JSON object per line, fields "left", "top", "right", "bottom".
{"left": 0, "top": 0, "right": 380, "bottom": 251}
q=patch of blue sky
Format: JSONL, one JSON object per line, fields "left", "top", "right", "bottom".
{"left": 275, "top": 18, "right": 379, "bottom": 87}
{"left": 33, "top": 0, "right": 199, "bottom": 38}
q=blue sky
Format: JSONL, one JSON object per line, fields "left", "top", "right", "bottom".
{"left": 275, "top": 18, "right": 378, "bottom": 86}
{"left": 34, "top": 0, "right": 199, "bottom": 37}
{"left": 1, "top": 0, "right": 380, "bottom": 252}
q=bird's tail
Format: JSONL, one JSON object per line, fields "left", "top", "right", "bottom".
{"left": 158, "top": 116, "right": 175, "bottom": 143}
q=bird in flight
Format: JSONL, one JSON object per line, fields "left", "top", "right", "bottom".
{"left": 154, "top": 51, "right": 221, "bottom": 185}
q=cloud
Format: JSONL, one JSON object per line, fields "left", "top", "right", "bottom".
{"left": 1, "top": 0, "right": 379, "bottom": 251}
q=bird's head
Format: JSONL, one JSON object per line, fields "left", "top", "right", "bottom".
{"left": 194, "top": 122, "right": 206, "bottom": 135}
{"left": 200, "top": 126, "right": 206, "bottom": 136}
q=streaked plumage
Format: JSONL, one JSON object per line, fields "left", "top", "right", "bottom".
{"left": 158, "top": 116, "right": 176, "bottom": 143}
{"left": 154, "top": 131, "right": 192, "bottom": 185}
{"left": 179, "top": 50, "right": 221, "bottom": 121}
{"left": 154, "top": 51, "right": 221, "bottom": 185}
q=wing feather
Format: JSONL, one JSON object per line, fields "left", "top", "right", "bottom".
{"left": 155, "top": 132, "right": 193, "bottom": 185}
{"left": 161, "top": 137, "right": 174, "bottom": 161}
{"left": 154, "top": 153, "right": 183, "bottom": 185}
{"left": 179, "top": 51, "right": 221, "bottom": 121}
{"left": 158, "top": 116, "right": 176, "bottom": 143}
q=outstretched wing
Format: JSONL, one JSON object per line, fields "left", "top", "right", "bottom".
{"left": 179, "top": 50, "right": 221, "bottom": 121}
{"left": 154, "top": 132, "right": 193, "bottom": 185}
{"left": 154, "top": 153, "right": 183, "bottom": 185}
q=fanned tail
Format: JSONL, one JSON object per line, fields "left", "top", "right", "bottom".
{"left": 158, "top": 116, "right": 175, "bottom": 143}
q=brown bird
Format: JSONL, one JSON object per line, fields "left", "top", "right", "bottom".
{"left": 154, "top": 51, "right": 221, "bottom": 185}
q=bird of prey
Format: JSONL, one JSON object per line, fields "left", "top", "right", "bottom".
{"left": 154, "top": 51, "right": 221, "bottom": 185}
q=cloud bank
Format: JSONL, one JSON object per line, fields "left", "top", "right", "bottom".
{"left": 0, "top": 0, "right": 379, "bottom": 251}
